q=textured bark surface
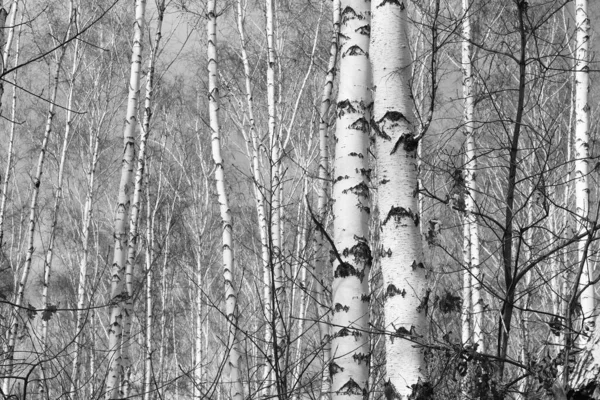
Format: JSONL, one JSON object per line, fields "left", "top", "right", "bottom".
{"left": 105, "top": 1, "right": 146, "bottom": 397}
{"left": 207, "top": 1, "right": 244, "bottom": 399}
{"left": 574, "top": 0, "right": 593, "bottom": 335}
{"left": 371, "top": 1, "right": 429, "bottom": 397}
{"left": 316, "top": 1, "right": 340, "bottom": 399}
{"left": 461, "top": 0, "right": 483, "bottom": 354}
{"left": 330, "top": 1, "right": 372, "bottom": 399}
{"left": 2, "top": 12, "right": 72, "bottom": 394}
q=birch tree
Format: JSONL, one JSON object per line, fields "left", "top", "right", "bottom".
{"left": 316, "top": 1, "right": 340, "bottom": 398}
{"left": 2, "top": 8, "right": 74, "bottom": 394}
{"left": 39, "top": 5, "right": 79, "bottom": 396}
{"left": 264, "top": 0, "right": 286, "bottom": 394}
{"left": 207, "top": 1, "right": 244, "bottom": 399}
{"left": 329, "top": 1, "right": 371, "bottom": 398}
{"left": 371, "top": 1, "right": 430, "bottom": 397}
{"left": 105, "top": 1, "right": 146, "bottom": 397}
{"left": 574, "top": 0, "right": 593, "bottom": 340}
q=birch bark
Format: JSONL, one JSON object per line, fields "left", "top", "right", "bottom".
{"left": 316, "top": 2, "right": 340, "bottom": 399}
{"left": 105, "top": 1, "right": 146, "bottom": 397}
{"left": 120, "top": 3, "right": 164, "bottom": 396}
{"left": 234, "top": 3, "right": 272, "bottom": 394}
{"left": 0, "top": 1, "right": 19, "bottom": 249}
{"left": 330, "top": 1, "right": 372, "bottom": 399}
{"left": 574, "top": 0, "right": 593, "bottom": 338}
{"left": 70, "top": 118, "right": 101, "bottom": 398}
{"left": 371, "top": 1, "right": 430, "bottom": 397}
{"left": 2, "top": 12, "right": 72, "bottom": 395}
{"left": 207, "top": 1, "right": 244, "bottom": 399}
{"left": 39, "top": 7, "right": 78, "bottom": 396}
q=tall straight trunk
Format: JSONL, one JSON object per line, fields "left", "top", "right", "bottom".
{"left": 70, "top": 118, "right": 101, "bottom": 398}
{"left": 462, "top": 0, "right": 483, "bottom": 352}
{"left": 143, "top": 177, "right": 154, "bottom": 400}
{"left": 330, "top": 1, "right": 372, "bottom": 399}
{"left": 105, "top": 1, "right": 146, "bottom": 398}
{"left": 234, "top": 3, "right": 272, "bottom": 395}
{"left": 2, "top": 15, "right": 71, "bottom": 395}
{"left": 39, "top": 7, "right": 78, "bottom": 397}
{"left": 2, "top": 0, "right": 17, "bottom": 67}
{"left": 0, "top": 2, "right": 8, "bottom": 114}
{"left": 0, "top": 1, "right": 19, "bottom": 250}
{"left": 574, "top": 0, "right": 592, "bottom": 338}
{"left": 265, "top": 0, "right": 285, "bottom": 394}
{"left": 207, "top": 1, "right": 244, "bottom": 399}
{"left": 371, "top": 1, "right": 430, "bottom": 397}
{"left": 461, "top": 222, "right": 472, "bottom": 399}
{"left": 120, "top": 3, "right": 164, "bottom": 397}
{"left": 158, "top": 224, "right": 169, "bottom": 399}
{"left": 291, "top": 180, "right": 310, "bottom": 400}
{"left": 194, "top": 249, "right": 203, "bottom": 400}
{"left": 316, "top": 3, "right": 340, "bottom": 400}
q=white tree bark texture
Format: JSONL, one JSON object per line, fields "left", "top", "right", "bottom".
{"left": 574, "top": 0, "right": 593, "bottom": 338}
{"left": 331, "top": 1, "right": 372, "bottom": 399}
{"left": 371, "top": 1, "right": 430, "bottom": 398}
{"left": 207, "top": 1, "right": 244, "bottom": 399}
{"left": 105, "top": 0, "right": 146, "bottom": 398}
{"left": 461, "top": 0, "right": 483, "bottom": 355}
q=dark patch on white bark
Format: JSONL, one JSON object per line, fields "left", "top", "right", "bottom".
{"left": 337, "top": 326, "right": 363, "bottom": 340}
{"left": 348, "top": 116, "right": 369, "bottom": 132}
{"left": 356, "top": 24, "right": 370, "bottom": 35}
{"left": 334, "top": 303, "right": 350, "bottom": 313}
{"left": 342, "top": 181, "right": 369, "bottom": 198}
{"left": 383, "top": 379, "right": 400, "bottom": 400}
{"left": 345, "top": 44, "right": 368, "bottom": 57}
{"left": 352, "top": 352, "right": 370, "bottom": 365}
{"left": 329, "top": 360, "right": 343, "bottom": 376}
{"left": 337, "top": 378, "right": 366, "bottom": 396}
{"left": 334, "top": 262, "right": 365, "bottom": 281}
{"left": 386, "top": 284, "right": 406, "bottom": 298}
{"left": 348, "top": 151, "right": 365, "bottom": 158}
{"left": 341, "top": 6, "right": 365, "bottom": 24}
{"left": 382, "top": 206, "right": 419, "bottom": 226}
{"left": 380, "top": 247, "right": 393, "bottom": 257}
{"left": 411, "top": 260, "right": 425, "bottom": 270}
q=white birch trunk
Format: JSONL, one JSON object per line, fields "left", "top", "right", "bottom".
{"left": 143, "top": 179, "right": 154, "bottom": 400}
{"left": 315, "top": 2, "right": 340, "bottom": 398}
{"left": 574, "top": 0, "right": 593, "bottom": 338}
{"left": 462, "top": 0, "right": 483, "bottom": 354}
{"left": 105, "top": 1, "right": 146, "bottom": 397}
{"left": 371, "top": 1, "right": 429, "bottom": 397}
{"left": 462, "top": 0, "right": 485, "bottom": 353}
{"left": 461, "top": 221, "right": 471, "bottom": 399}
{"left": 207, "top": 1, "right": 244, "bottom": 399}
{"left": 2, "top": 16, "right": 71, "bottom": 395}
{"left": 330, "top": 1, "right": 371, "bottom": 398}
{"left": 39, "top": 8, "right": 78, "bottom": 397}
{"left": 120, "top": 3, "right": 163, "bottom": 396}
{"left": 1, "top": 0, "right": 17, "bottom": 68}
{"left": 70, "top": 119, "right": 101, "bottom": 398}
{"left": 0, "top": 9, "right": 21, "bottom": 251}
{"left": 265, "top": 0, "right": 285, "bottom": 393}
{"left": 234, "top": 2, "right": 272, "bottom": 394}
